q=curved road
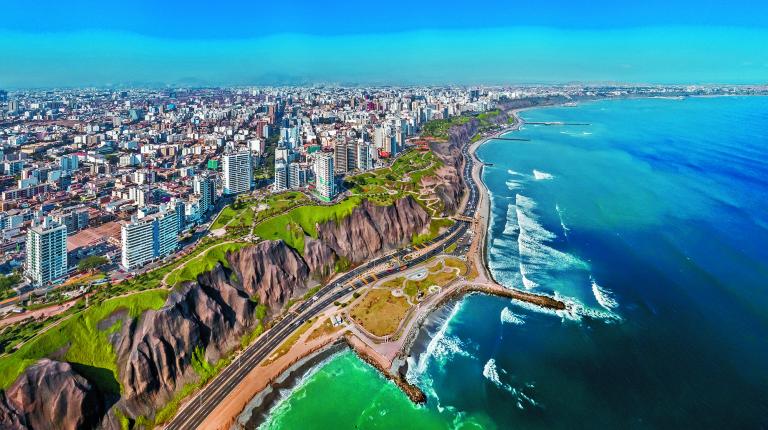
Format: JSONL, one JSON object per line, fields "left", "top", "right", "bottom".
{"left": 167, "top": 137, "right": 481, "bottom": 430}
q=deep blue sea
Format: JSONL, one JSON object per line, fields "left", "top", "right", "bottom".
{"left": 259, "top": 96, "right": 768, "bottom": 429}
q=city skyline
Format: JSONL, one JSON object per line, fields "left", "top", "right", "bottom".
{"left": 1, "top": 0, "right": 767, "bottom": 88}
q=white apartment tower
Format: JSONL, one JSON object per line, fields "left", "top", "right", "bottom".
{"left": 273, "top": 158, "right": 288, "bottom": 192}
{"left": 357, "top": 142, "right": 372, "bottom": 171}
{"left": 121, "top": 206, "right": 179, "bottom": 270}
{"left": 193, "top": 174, "right": 215, "bottom": 214}
{"left": 25, "top": 218, "right": 68, "bottom": 286}
{"left": 314, "top": 152, "right": 336, "bottom": 201}
{"left": 222, "top": 151, "right": 253, "bottom": 194}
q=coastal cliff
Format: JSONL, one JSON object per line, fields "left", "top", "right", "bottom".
{"left": 0, "top": 196, "right": 430, "bottom": 428}
{"left": 314, "top": 197, "right": 430, "bottom": 263}
{"left": 0, "top": 359, "right": 106, "bottom": 430}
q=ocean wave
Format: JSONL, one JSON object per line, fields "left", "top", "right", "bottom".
{"left": 591, "top": 278, "right": 619, "bottom": 310}
{"left": 555, "top": 203, "right": 570, "bottom": 240}
{"left": 411, "top": 300, "right": 469, "bottom": 376}
{"left": 532, "top": 169, "right": 554, "bottom": 180}
{"left": 506, "top": 179, "right": 523, "bottom": 190}
{"left": 482, "top": 358, "right": 541, "bottom": 410}
{"left": 503, "top": 202, "right": 520, "bottom": 235}
{"left": 482, "top": 359, "right": 502, "bottom": 386}
{"left": 555, "top": 293, "right": 622, "bottom": 323}
{"left": 515, "top": 194, "right": 588, "bottom": 289}
{"left": 500, "top": 307, "right": 525, "bottom": 325}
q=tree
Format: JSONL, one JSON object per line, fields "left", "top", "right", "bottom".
{"left": 78, "top": 255, "right": 109, "bottom": 272}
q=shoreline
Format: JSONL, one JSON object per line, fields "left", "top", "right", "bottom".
{"left": 205, "top": 107, "right": 565, "bottom": 430}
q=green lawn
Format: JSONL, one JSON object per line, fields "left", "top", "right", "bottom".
{"left": 0, "top": 289, "right": 168, "bottom": 392}
{"left": 253, "top": 197, "right": 363, "bottom": 252}
{"left": 412, "top": 218, "right": 455, "bottom": 246}
{"left": 165, "top": 242, "right": 251, "bottom": 287}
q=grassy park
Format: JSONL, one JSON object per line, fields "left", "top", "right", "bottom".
{"left": 0, "top": 289, "right": 169, "bottom": 392}
{"left": 350, "top": 289, "right": 411, "bottom": 337}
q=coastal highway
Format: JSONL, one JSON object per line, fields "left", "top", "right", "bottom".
{"left": 167, "top": 137, "right": 482, "bottom": 430}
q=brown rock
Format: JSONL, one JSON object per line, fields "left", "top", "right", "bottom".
{"left": 316, "top": 197, "right": 430, "bottom": 264}
{"left": 0, "top": 359, "right": 104, "bottom": 430}
{"left": 228, "top": 240, "right": 310, "bottom": 311}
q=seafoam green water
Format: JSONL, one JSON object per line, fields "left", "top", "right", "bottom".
{"left": 259, "top": 96, "right": 768, "bottom": 429}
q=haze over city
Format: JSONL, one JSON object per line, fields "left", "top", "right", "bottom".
{"left": 2, "top": 0, "right": 767, "bottom": 87}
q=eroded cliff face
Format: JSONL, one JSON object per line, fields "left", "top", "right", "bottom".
{"left": 0, "top": 196, "right": 431, "bottom": 428}
{"left": 314, "top": 197, "right": 430, "bottom": 264}
{"left": 229, "top": 240, "right": 310, "bottom": 310}
{"left": 115, "top": 264, "right": 256, "bottom": 418}
{"left": 0, "top": 359, "right": 105, "bottom": 430}
{"left": 428, "top": 122, "right": 475, "bottom": 215}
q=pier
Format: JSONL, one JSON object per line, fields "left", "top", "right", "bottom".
{"left": 490, "top": 137, "right": 530, "bottom": 141}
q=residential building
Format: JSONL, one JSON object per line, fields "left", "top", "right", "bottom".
{"left": 222, "top": 151, "right": 252, "bottom": 194}
{"left": 25, "top": 217, "right": 68, "bottom": 286}
{"left": 314, "top": 152, "right": 336, "bottom": 201}
{"left": 120, "top": 206, "right": 179, "bottom": 270}
{"left": 274, "top": 158, "right": 288, "bottom": 192}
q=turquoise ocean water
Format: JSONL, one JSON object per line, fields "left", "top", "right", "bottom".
{"left": 259, "top": 96, "right": 768, "bottom": 429}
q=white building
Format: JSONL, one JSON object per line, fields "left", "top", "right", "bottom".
{"left": 288, "top": 162, "right": 302, "bottom": 189}
{"left": 120, "top": 206, "right": 179, "bottom": 270}
{"left": 222, "top": 151, "right": 253, "bottom": 194}
{"left": 193, "top": 174, "right": 215, "bottom": 215}
{"left": 357, "top": 142, "right": 372, "bottom": 171}
{"left": 273, "top": 158, "right": 288, "bottom": 192}
{"left": 313, "top": 152, "right": 336, "bottom": 201}
{"left": 25, "top": 218, "right": 68, "bottom": 286}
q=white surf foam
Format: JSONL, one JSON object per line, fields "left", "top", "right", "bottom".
{"left": 412, "top": 300, "right": 469, "bottom": 375}
{"left": 591, "top": 278, "right": 619, "bottom": 310}
{"left": 515, "top": 194, "right": 588, "bottom": 289}
{"left": 503, "top": 202, "right": 520, "bottom": 235}
{"left": 482, "top": 358, "right": 541, "bottom": 409}
{"left": 482, "top": 359, "right": 502, "bottom": 386}
{"left": 555, "top": 203, "right": 570, "bottom": 240}
{"left": 500, "top": 307, "right": 525, "bottom": 325}
{"left": 533, "top": 169, "right": 554, "bottom": 180}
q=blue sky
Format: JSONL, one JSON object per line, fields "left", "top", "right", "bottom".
{"left": 1, "top": 0, "right": 767, "bottom": 87}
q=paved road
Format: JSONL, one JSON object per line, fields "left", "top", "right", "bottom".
{"left": 167, "top": 138, "right": 481, "bottom": 430}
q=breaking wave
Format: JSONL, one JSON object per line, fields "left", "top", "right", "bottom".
{"left": 500, "top": 307, "right": 525, "bottom": 325}
{"left": 482, "top": 359, "right": 502, "bottom": 386}
{"left": 591, "top": 278, "right": 619, "bottom": 310}
{"left": 482, "top": 358, "right": 541, "bottom": 410}
{"left": 410, "top": 300, "right": 470, "bottom": 377}
{"left": 532, "top": 169, "right": 554, "bottom": 180}
{"left": 515, "top": 194, "right": 588, "bottom": 290}
{"left": 555, "top": 203, "right": 570, "bottom": 240}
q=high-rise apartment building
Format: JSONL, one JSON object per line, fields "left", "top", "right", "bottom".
{"left": 120, "top": 206, "right": 179, "bottom": 270}
{"left": 334, "top": 142, "right": 349, "bottom": 173}
{"left": 314, "top": 152, "right": 336, "bottom": 201}
{"left": 25, "top": 218, "right": 68, "bottom": 286}
{"left": 273, "top": 158, "right": 288, "bottom": 192}
{"left": 222, "top": 151, "right": 253, "bottom": 194}
{"left": 357, "top": 142, "right": 372, "bottom": 171}
{"left": 193, "top": 174, "right": 215, "bottom": 214}
{"left": 288, "top": 162, "right": 302, "bottom": 189}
